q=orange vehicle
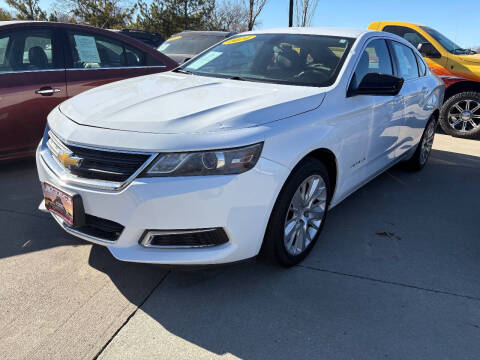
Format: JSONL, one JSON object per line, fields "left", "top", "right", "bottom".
{"left": 369, "top": 21, "right": 480, "bottom": 139}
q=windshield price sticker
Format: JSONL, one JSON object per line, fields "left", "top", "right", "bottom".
{"left": 186, "top": 51, "right": 223, "bottom": 70}
{"left": 223, "top": 35, "right": 256, "bottom": 45}
{"left": 167, "top": 35, "right": 182, "bottom": 42}
{"left": 74, "top": 35, "right": 100, "bottom": 63}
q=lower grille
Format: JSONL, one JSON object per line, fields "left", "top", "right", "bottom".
{"left": 141, "top": 228, "right": 229, "bottom": 248}
{"left": 69, "top": 214, "right": 124, "bottom": 242}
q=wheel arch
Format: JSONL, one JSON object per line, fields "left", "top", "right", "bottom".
{"left": 444, "top": 80, "right": 480, "bottom": 101}
{"left": 302, "top": 148, "right": 338, "bottom": 201}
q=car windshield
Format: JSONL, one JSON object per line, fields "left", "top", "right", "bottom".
{"left": 420, "top": 26, "right": 475, "bottom": 55}
{"left": 179, "top": 34, "right": 354, "bottom": 87}
{"left": 158, "top": 34, "right": 225, "bottom": 55}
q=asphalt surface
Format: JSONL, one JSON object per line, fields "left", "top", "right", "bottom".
{"left": 1, "top": 134, "right": 479, "bottom": 360}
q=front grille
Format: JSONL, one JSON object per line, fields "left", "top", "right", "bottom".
{"left": 66, "top": 144, "right": 151, "bottom": 182}
{"left": 68, "top": 214, "right": 124, "bottom": 242}
{"left": 47, "top": 132, "right": 151, "bottom": 183}
{"left": 142, "top": 228, "right": 229, "bottom": 248}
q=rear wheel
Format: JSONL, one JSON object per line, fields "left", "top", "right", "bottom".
{"left": 261, "top": 158, "right": 330, "bottom": 267}
{"left": 439, "top": 92, "right": 480, "bottom": 139}
{"left": 405, "top": 116, "right": 436, "bottom": 171}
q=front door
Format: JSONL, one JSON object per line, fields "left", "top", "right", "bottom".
{"left": 0, "top": 27, "right": 67, "bottom": 160}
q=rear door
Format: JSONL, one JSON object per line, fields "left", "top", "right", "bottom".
{"left": 0, "top": 26, "right": 66, "bottom": 160}
{"left": 389, "top": 40, "right": 428, "bottom": 155}
{"left": 62, "top": 28, "right": 168, "bottom": 98}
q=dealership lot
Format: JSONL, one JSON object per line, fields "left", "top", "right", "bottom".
{"left": 1, "top": 134, "right": 479, "bottom": 360}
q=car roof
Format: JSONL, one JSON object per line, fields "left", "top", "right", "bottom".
{"left": 173, "top": 30, "right": 235, "bottom": 37}
{"left": 245, "top": 27, "right": 370, "bottom": 38}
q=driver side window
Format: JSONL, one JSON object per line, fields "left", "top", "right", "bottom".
{"left": 351, "top": 39, "right": 393, "bottom": 90}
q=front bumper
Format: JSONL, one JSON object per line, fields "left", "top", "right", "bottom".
{"left": 36, "top": 148, "right": 289, "bottom": 265}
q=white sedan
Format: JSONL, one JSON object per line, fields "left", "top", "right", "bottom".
{"left": 37, "top": 28, "right": 444, "bottom": 266}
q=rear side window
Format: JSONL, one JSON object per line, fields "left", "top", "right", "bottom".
{"left": 0, "top": 35, "right": 10, "bottom": 71}
{"left": 383, "top": 25, "right": 428, "bottom": 50}
{"left": 391, "top": 42, "right": 419, "bottom": 80}
{"left": 0, "top": 29, "right": 57, "bottom": 73}
{"left": 67, "top": 31, "right": 157, "bottom": 69}
{"left": 351, "top": 39, "right": 393, "bottom": 89}
{"left": 416, "top": 54, "right": 427, "bottom": 76}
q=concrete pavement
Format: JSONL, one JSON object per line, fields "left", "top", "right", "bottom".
{"left": 1, "top": 134, "right": 479, "bottom": 359}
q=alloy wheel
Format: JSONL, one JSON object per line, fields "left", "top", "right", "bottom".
{"left": 447, "top": 99, "right": 480, "bottom": 132}
{"left": 420, "top": 120, "right": 435, "bottom": 165}
{"left": 283, "top": 175, "right": 327, "bottom": 256}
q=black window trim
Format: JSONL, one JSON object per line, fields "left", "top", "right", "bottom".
{"left": 0, "top": 25, "right": 66, "bottom": 74}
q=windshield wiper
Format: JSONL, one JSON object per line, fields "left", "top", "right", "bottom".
{"left": 229, "top": 76, "right": 248, "bottom": 81}
{"left": 173, "top": 68, "right": 193, "bottom": 74}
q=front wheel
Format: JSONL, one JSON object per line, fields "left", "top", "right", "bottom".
{"left": 261, "top": 158, "right": 330, "bottom": 267}
{"left": 439, "top": 92, "right": 480, "bottom": 139}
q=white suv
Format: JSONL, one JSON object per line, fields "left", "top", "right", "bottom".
{"left": 37, "top": 28, "right": 444, "bottom": 266}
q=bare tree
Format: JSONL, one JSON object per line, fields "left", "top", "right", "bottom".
{"left": 245, "top": 0, "right": 268, "bottom": 31}
{"left": 294, "top": 0, "right": 319, "bottom": 27}
{"left": 209, "top": 0, "right": 248, "bottom": 32}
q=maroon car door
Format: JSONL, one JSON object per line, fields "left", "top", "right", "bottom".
{"left": 63, "top": 28, "right": 170, "bottom": 98}
{"left": 0, "top": 27, "right": 67, "bottom": 160}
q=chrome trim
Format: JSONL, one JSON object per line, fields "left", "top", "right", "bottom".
{"left": 36, "top": 88, "right": 61, "bottom": 95}
{"left": 0, "top": 68, "right": 65, "bottom": 75}
{"left": 66, "top": 65, "right": 167, "bottom": 71}
{"left": 141, "top": 229, "right": 220, "bottom": 249}
{"left": 40, "top": 131, "right": 157, "bottom": 192}
{"left": 51, "top": 213, "right": 115, "bottom": 245}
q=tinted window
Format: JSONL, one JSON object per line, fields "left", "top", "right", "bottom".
{"left": 0, "top": 29, "right": 56, "bottom": 72}
{"left": 351, "top": 39, "right": 393, "bottom": 89}
{"left": 181, "top": 34, "right": 354, "bottom": 88}
{"left": 416, "top": 54, "right": 427, "bottom": 76}
{"left": 158, "top": 34, "right": 226, "bottom": 56}
{"left": 391, "top": 42, "right": 419, "bottom": 80}
{"left": 67, "top": 31, "right": 154, "bottom": 69}
{"left": 0, "top": 35, "right": 11, "bottom": 72}
{"left": 383, "top": 26, "right": 428, "bottom": 49}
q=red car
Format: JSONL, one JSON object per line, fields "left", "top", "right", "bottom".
{"left": 0, "top": 21, "right": 177, "bottom": 161}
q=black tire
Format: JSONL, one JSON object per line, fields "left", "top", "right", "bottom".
{"left": 405, "top": 116, "right": 436, "bottom": 171}
{"left": 439, "top": 92, "right": 480, "bottom": 139}
{"left": 260, "top": 158, "right": 331, "bottom": 267}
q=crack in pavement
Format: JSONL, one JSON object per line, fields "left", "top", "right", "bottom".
{"left": 93, "top": 270, "right": 171, "bottom": 360}
{"left": 298, "top": 264, "right": 480, "bottom": 302}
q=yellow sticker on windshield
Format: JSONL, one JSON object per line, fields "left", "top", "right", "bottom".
{"left": 167, "top": 35, "right": 182, "bottom": 42}
{"left": 223, "top": 35, "right": 256, "bottom": 45}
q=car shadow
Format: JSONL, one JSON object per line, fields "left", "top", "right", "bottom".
{"left": 83, "top": 149, "right": 480, "bottom": 359}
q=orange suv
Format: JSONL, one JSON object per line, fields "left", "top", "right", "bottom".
{"left": 369, "top": 21, "right": 480, "bottom": 139}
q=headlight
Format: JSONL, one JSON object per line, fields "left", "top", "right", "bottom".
{"left": 144, "top": 143, "right": 263, "bottom": 177}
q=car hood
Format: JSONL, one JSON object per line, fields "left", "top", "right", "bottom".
{"left": 59, "top": 72, "right": 325, "bottom": 135}
{"left": 456, "top": 54, "right": 480, "bottom": 65}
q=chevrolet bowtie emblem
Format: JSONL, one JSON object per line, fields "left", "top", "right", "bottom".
{"left": 57, "top": 151, "right": 83, "bottom": 169}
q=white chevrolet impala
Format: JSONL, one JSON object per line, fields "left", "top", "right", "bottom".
{"left": 37, "top": 28, "right": 444, "bottom": 266}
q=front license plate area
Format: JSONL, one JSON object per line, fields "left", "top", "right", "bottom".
{"left": 43, "top": 183, "right": 85, "bottom": 227}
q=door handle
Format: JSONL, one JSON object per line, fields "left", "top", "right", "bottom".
{"left": 35, "top": 87, "right": 61, "bottom": 96}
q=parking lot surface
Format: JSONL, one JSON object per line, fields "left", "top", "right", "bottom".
{"left": 1, "top": 134, "right": 479, "bottom": 360}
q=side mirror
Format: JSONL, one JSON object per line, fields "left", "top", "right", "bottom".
{"left": 417, "top": 42, "right": 441, "bottom": 58}
{"left": 348, "top": 73, "right": 404, "bottom": 97}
